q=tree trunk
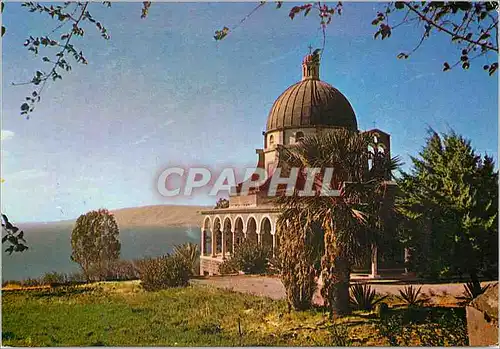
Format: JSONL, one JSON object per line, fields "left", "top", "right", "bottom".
{"left": 321, "top": 255, "right": 351, "bottom": 316}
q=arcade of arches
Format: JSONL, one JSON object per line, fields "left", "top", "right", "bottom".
{"left": 199, "top": 211, "right": 278, "bottom": 275}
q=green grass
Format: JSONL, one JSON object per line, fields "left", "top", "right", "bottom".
{"left": 2, "top": 281, "right": 467, "bottom": 346}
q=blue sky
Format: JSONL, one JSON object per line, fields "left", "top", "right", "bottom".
{"left": 1, "top": 2, "right": 498, "bottom": 223}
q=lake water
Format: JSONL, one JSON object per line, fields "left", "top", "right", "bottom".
{"left": 1, "top": 223, "right": 200, "bottom": 281}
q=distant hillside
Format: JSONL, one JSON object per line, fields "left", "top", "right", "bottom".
{"left": 17, "top": 205, "right": 212, "bottom": 229}
{"left": 111, "top": 205, "right": 211, "bottom": 228}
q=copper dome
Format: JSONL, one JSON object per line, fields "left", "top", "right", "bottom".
{"left": 266, "top": 54, "right": 357, "bottom": 132}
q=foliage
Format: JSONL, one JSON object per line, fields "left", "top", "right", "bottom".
{"left": 373, "top": 2, "right": 498, "bottom": 74}
{"left": 218, "top": 238, "right": 271, "bottom": 275}
{"left": 88, "top": 259, "right": 139, "bottom": 281}
{"left": 2, "top": 271, "right": 87, "bottom": 288}
{"left": 376, "top": 307, "right": 467, "bottom": 346}
{"left": 136, "top": 254, "right": 190, "bottom": 291}
{"left": 374, "top": 302, "right": 389, "bottom": 319}
{"left": 327, "top": 323, "right": 351, "bottom": 346}
{"left": 349, "top": 283, "right": 387, "bottom": 311}
{"left": 41, "top": 271, "right": 69, "bottom": 285}
{"left": 275, "top": 129, "right": 400, "bottom": 315}
{"left": 456, "top": 281, "right": 492, "bottom": 304}
{"left": 1, "top": 2, "right": 5, "bottom": 36}
{"left": 70, "top": 209, "right": 121, "bottom": 281}
{"left": 1, "top": 214, "right": 28, "bottom": 254}
{"left": 214, "top": 198, "right": 229, "bottom": 209}
{"left": 173, "top": 242, "right": 200, "bottom": 276}
{"left": 397, "top": 285, "right": 428, "bottom": 306}
{"left": 397, "top": 129, "right": 498, "bottom": 288}
{"left": 216, "top": 1, "right": 498, "bottom": 75}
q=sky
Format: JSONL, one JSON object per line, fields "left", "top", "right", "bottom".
{"left": 1, "top": 2, "right": 498, "bottom": 223}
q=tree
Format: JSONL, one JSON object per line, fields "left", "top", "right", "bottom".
{"left": 215, "top": 1, "right": 498, "bottom": 74}
{"left": 214, "top": 198, "right": 229, "bottom": 209}
{"left": 396, "top": 129, "right": 498, "bottom": 288}
{"left": 71, "top": 208, "right": 121, "bottom": 281}
{"left": 275, "top": 129, "right": 400, "bottom": 315}
{"left": 3, "top": 1, "right": 149, "bottom": 117}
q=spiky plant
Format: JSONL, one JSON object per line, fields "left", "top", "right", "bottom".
{"left": 349, "top": 283, "right": 388, "bottom": 311}
{"left": 173, "top": 242, "right": 199, "bottom": 276}
{"left": 397, "top": 285, "right": 428, "bottom": 306}
{"left": 275, "top": 129, "right": 401, "bottom": 315}
{"left": 456, "top": 281, "right": 492, "bottom": 304}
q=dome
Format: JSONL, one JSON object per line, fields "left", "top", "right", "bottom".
{"left": 266, "top": 54, "right": 357, "bottom": 132}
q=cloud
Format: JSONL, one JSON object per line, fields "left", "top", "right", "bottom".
{"left": 132, "top": 119, "right": 175, "bottom": 145}
{"left": 1, "top": 130, "right": 14, "bottom": 141}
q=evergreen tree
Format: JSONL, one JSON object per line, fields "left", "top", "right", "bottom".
{"left": 397, "top": 129, "right": 498, "bottom": 286}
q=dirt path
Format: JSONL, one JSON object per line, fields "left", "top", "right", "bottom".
{"left": 190, "top": 275, "right": 497, "bottom": 306}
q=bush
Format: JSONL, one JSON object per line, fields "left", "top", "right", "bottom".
{"left": 349, "top": 283, "right": 387, "bottom": 311}
{"left": 173, "top": 242, "right": 199, "bottom": 276}
{"left": 218, "top": 258, "right": 239, "bottom": 275}
{"left": 375, "top": 302, "right": 389, "bottom": 319}
{"left": 41, "top": 271, "right": 68, "bottom": 285}
{"left": 218, "top": 239, "right": 271, "bottom": 275}
{"left": 137, "top": 254, "right": 190, "bottom": 291}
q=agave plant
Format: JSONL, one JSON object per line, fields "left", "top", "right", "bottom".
{"left": 173, "top": 242, "right": 199, "bottom": 276}
{"left": 349, "top": 283, "right": 387, "bottom": 311}
{"left": 397, "top": 285, "right": 428, "bottom": 306}
{"left": 456, "top": 282, "right": 492, "bottom": 304}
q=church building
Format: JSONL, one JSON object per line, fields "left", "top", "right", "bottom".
{"left": 200, "top": 52, "right": 398, "bottom": 276}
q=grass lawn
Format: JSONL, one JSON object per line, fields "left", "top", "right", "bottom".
{"left": 2, "top": 281, "right": 467, "bottom": 346}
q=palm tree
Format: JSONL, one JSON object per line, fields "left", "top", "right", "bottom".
{"left": 275, "top": 129, "right": 400, "bottom": 315}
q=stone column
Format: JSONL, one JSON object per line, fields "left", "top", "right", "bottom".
{"left": 200, "top": 228, "right": 205, "bottom": 256}
{"left": 371, "top": 244, "right": 379, "bottom": 279}
{"left": 404, "top": 247, "right": 410, "bottom": 274}
{"left": 257, "top": 233, "right": 261, "bottom": 245}
{"left": 211, "top": 228, "right": 216, "bottom": 257}
{"left": 272, "top": 234, "right": 276, "bottom": 257}
{"left": 221, "top": 230, "right": 226, "bottom": 259}
{"left": 232, "top": 231, "right": 236, "bottom": 254}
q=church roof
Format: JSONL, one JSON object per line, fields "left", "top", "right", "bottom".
{"left": 266, "top": 54, "right": 357, "bottom": 132}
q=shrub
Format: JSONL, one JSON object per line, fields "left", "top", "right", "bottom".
{"left": 328, "top": 323, "right": 351, "bottom": 346}
{"left": 349, "top": 283, "right": 387, "bottom": 311}
{"left": 397, "top": 285, "right": 428, "bottom": 306}
{"left": 102, "top": 260, "right": 139, "bottom": 281}
{"left": 218, "top": 258, "right": 239, "bottom": 275}
{"left": 137, "top": 254, "right": 190, "bottom": 291}
{"left": 375, "top": 302, "right": 389, "bottom": 319}
{"left": 173, "top": 242, "right": 199, "bottom": 276}
{"left": 41, "top": 271, "right": 68, "bottom": 285}
{"left": 222, "top": 238, "right": 271, "bottom": 275}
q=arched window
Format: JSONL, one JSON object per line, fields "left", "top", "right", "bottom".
{"left": 269, "top": 135, "right": 275, "bottom": 147}
{"left": 295, "top": 131, "right": 304, "bottom": 142}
